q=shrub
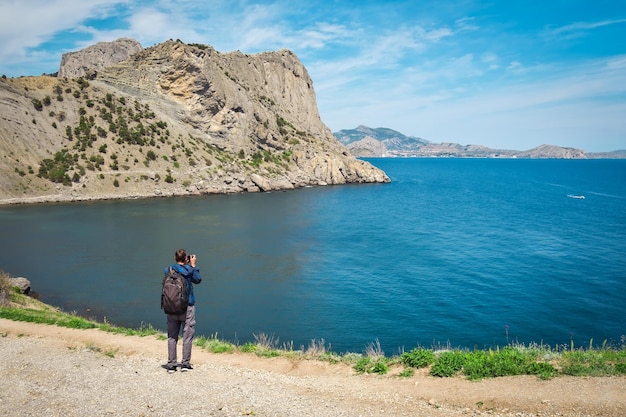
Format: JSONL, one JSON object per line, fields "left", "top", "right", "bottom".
{"left": 354, "top": 357, "right": 389, "bottom": 374}
{"left": 430, "top": 351, "right": 468, "bottom": 377}
{"left": 240, "top": 342, "right": 256, "bottom": 353}
{"left": 38, "top": 149, "right": 76, "bottom": 185}
{"left": 463, "top": 348, "right": 529, "bottom": 380}
{"left": 400, "top": 347, "right": 435, "bottom": 368}
{"left": 560, "top": 348, "right": 626, "bottom": 376}
{"left": 32, "top": 98, "right": 43, "bottom": 111}
{"left": 527, "top": 361, "right": 559, "bottom": 380}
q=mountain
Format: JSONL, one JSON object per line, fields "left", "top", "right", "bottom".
{"left": 335, "top": 126, "right": 429, "bottom": 156}
{"left": 334, "top": 126, "right": 623, "bottom": 159}
{"left": 0, "top": 39, "right": 389, "bottom": 205}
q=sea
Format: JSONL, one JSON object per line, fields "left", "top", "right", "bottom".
{"left": 1, "top": 158, "right": 625, "bottom": 354}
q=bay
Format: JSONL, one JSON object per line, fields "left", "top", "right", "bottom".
{"left": 1, "top": 158, "right": 625, "bottom": 353}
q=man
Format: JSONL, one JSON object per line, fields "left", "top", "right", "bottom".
{"left": 164, "top": 248, "right": 201, "bottom": 373}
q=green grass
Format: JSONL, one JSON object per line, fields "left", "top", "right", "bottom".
{"left": 194, "top": 334, "right": 236, "bottom": 353}
{"left": 0, "top": 305, "right": 160, "bottom": 337}
{"left": 425, "top": 343, "right": 625, "bottom": 380}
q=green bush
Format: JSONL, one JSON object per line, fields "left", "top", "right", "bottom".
{"left": 240, "top": 342, "right": 256, "bottom": 353}
{"left": 32, "top": 98, "right": 43, "bottom": 111}
{"left": 354, "top": 357, "right": 389, "bottom": 374}
{"left": 38, "top": 149, "right": 76, "bottom": 185}
{"left": 430, "top": 351, "right": 467, "bottom": 377}
{"left": 400, "top": 347, "right": 435, "bottom": 368}
{"left": 463, "top": 348, "right": 528, "bottom": 380}
{"left": 527, "top": 361, "right": 559, "bottom": 380}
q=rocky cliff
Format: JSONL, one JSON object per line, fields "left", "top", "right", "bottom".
{"left": 0, "top": 39, "right": 389, "bottom": 205}
{"left": 58, "top": 38, "right": 144, "bottom": 79}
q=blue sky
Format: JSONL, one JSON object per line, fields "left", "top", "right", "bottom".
{"left": 1, "top": 1, "right": 625, "bottom": 152}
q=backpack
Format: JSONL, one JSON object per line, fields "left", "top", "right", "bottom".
{"left": 161, "top": 266, "right": 189, "bottom": 315}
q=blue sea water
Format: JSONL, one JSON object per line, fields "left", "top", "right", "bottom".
{"left": 1, "top": 158, "right": 625, "bottom": 354}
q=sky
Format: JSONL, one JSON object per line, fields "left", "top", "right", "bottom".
{"left": 1, "top": 1, "right": 625, "bottom": 152}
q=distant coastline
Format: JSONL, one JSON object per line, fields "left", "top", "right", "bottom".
{"left": 335, "top": 125, "right": 626, "bottom": 159}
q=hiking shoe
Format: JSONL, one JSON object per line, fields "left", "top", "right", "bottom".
{"left": 180, "top": 363, "right": 193, "bottom": 372}
{"left": 162, "top": 364, "right": 177, "bottom": 373}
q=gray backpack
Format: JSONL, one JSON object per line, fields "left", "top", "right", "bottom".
{"left": 161, "top": 266, "right": 188, "bottom": 315}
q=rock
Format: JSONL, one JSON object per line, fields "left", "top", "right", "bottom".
{"left": 58, "top": 38, "right": 143, "bottom": 78}
{"left": 8, "top": 277, "right": 31, "bottom": 294}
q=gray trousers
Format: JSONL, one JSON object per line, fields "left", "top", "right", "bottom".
{"left": 167, "top": 304, "right": 196, "bottom": 366}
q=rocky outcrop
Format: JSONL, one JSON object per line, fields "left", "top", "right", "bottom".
{"left": 8, "top": 277, "right": 31, "bottom": 294}
{"left": 516, "top": 144, "right": 587, "bottom": 159}
{"left": 0, "top": 39, "right": 389, "bottom": 205}
{"left": 58, "top": 38, "right": 143, "bottom": 78}
{"left": 346, "top": 136, "right": 388, "bottom": 157}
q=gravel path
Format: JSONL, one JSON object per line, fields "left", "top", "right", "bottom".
{"left": 1, "top": 319, "right": 624, "bottom": 417}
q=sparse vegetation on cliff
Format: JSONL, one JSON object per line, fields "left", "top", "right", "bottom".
{"left": 0, "top": 39, "right": 389, "bottom": 204}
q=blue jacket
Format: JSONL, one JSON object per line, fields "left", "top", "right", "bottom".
{"left": 164, "top": 263, "right": 202, "bottom": 306}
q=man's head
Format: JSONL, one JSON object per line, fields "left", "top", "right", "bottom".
{"left": 175, "top": 248, "right": 188, "bottom": 263}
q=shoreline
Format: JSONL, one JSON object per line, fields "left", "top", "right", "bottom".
{"left": 0, "top": 189, "right": 203, "bottom": 206}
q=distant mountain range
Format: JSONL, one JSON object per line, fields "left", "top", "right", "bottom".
{"left": 334, "top": 126, "right": 626, "bottom": 159}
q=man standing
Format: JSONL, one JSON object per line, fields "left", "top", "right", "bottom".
{"left": 164, "top": 248, "right": 201, "bottom": 373}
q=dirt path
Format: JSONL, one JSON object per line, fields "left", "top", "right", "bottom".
{"left": 1, "top": 318, "right": 624, "bottom": 417}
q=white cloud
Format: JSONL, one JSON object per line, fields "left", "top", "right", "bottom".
{"left": 506, "top": 61, "right": 522, "bottom": 71}
{"left": 546, "top": 18, "right": 626, "bottom": 37}
{"left": 480, "top": 52, "right": 500, "bottom": 70}
{"left": 0, "top": 0, "right": 125, "bottom": 62}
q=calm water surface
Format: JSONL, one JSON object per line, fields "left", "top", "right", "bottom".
{"left": 1, "top": 158, "right": 625, "bottom": 353}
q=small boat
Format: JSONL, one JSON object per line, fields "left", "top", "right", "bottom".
{"left": 567, "top": 194, "right": 585, "bottom": 199}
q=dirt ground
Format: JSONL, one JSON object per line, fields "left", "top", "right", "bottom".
{"left": 1, "top": 318, "right": 624, "bottom": 417}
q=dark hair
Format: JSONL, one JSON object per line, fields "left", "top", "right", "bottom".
{"left": 175, "top": 249, "right": 188, "bottom": 263}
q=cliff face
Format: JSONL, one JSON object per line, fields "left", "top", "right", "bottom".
{"left": 58, "top": 38, "right": 144, "bottom": 79}
{"left": 0, "top": 39, "right": 388, "bottom": 205}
